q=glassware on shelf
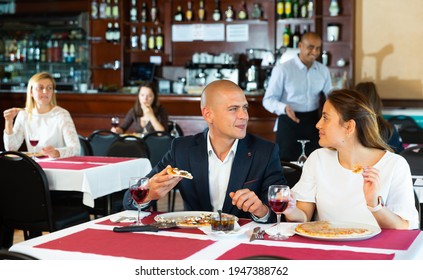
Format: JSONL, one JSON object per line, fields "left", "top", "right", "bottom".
{"left": 297, "top": 139, "right": 310, "bottom": 166}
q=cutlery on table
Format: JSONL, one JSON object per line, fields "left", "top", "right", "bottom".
{"left": 113, "top": 221, "right": 177, "bottom": 232}
{"left": 249, "top": 226, "right": 261, "bottom": 242}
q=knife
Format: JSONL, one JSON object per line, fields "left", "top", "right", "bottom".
{"left": 113, "top": 221, "right": 177, "bottom": 233}
{"left": 249, "top": 226, "right": 261, "bottom": 242}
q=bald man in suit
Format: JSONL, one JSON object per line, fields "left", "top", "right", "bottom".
{"left": 124, "top": 80, "right": 286, "bottom": 222}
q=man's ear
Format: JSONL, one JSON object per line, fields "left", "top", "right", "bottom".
{"left": 202, "top": 107, "right": 213, "bottom": 124}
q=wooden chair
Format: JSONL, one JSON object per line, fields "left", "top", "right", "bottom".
{"left": 0, "top": 151, "right": 90, "bottom": 245}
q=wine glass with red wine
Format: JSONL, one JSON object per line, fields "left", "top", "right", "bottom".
{"left": 29, "top": 131, "right": 39, "bottom": 159}
{"left": 129, "top": 177, "right": 150, "bottom": 225}
{"left": 111, "top": 117, "right": 120, "bottom": 129}
{"left": 268, "top": 185, "right": 290, "bottom": 240}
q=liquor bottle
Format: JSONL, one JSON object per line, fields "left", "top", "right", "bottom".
{"left": 53, "top": 40, "right": 61, "bottom": 62}
{"left": 105, "top": 0, "right": 112, "bottom": 18}
{"left": 174, "top": 4, "right": 183, "bottom": 22}
{"left": 112, "top": 0, "right": 119, "bottom": 19}
{"left": 321, "top": 50, "right": 328, "bottom": 66}
{"left": 91, "top": 0, "right": 99, "bottom": 19}
{"left": 130, "top": 0, "right": 138, "bottom": 22}
{"left": 251, "top": 3, "right": 262, "bottom": 20}
{"left": 69, "top": 43, "right": 76, "bottom": 63}
{"left": 307, "top": 0, "right": 313, "bottom": 18}
{"left": 46, "top": 39, "right": 53, "bottom": 62}
{"left": 276, "top": 0, "right": 284, "bottom": 20}
{"left": 34, "top": 39, "right": 41, "bottom": 62}
{"left": 285, "top": 0, "right": 292, "bottom": 18}
{"left": 186, "top": 1, "right": 193, "bottom": 21}
{"left": 105, "top": 22, "right": 113, "bottom": 42}
{"left": 113, "top": 22, "right": 121, "bottom": 43}
{"left": 212, "top": 0, "right": 221, "bottom": 22}
{"left": 130, "top": 26, "right": 138, "bottom": 49}
{"left": 148, "top": 27, "right": 155, "bottom": 50}
{"left": 155, "top": 26, "right": 163, "bottom": 52}
{"left": 283, "top": 24, "right": 291, "bottom": 47}
{"left": 62, "top": 42, "right": 69, "bottom": 63}
{"left": 198, "top": 0, "right": 205, "bottom": 21}
{"left": 99, "top": 0, "right": 107, "bottom": 19}
{"left": 292, "top": 24, "right": 301, "bottom": 48}
{"left": 237, "top": 1, "right": 248, "bottom": 20}
{"left": 329, "top": 0, "right": 340, "bottom": 16}
{"left": 151, "top": 0, "right": 158, "bottom": 23}
{"left": 292, "top": 0, "right": 299, "bottom": 18}
{"left": 140, "top": 26, "right": 147, "bottom": 50}
{"left": 140, "top": 2, "right": 147, "bottom": 22}
{"left": 225, "top": 5, "right": 234, "bottom": 22}
{"left": 300, "top": 0, "right": 307, "bottom": 18}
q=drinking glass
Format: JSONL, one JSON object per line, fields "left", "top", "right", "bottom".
{"left": 29, "top": 132, "right": 39, "bottom": 159}
{"left": 297, "top": 140, "right": 310, "bottom": 166}
{"left": 268, "top": 185, "right": 290, "bottom": 240}
{"left": 170, "top": 121, "right": 180, "bottom": 138}
{"left": 129, "top": 177, "right": 150, "bottom": 226}
{"left": 111, "top": 117, "right": 120, "bottom": 128}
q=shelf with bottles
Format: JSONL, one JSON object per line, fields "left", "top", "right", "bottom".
{"left": 321, "top": 0, "right": 353, "bottom": 17}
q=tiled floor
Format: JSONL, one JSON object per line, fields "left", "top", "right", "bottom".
{"left": 12, "top": 190, "right": 184, "bottom": 245}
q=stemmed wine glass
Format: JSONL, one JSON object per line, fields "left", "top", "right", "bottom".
{"left": 29, "top": 131, "right": 39, "bottom": 160}
{"left": 129, "top": 177, "right": 150, "bottom": 226}
{"left": 111, "top": 117, "right": 120, "bottom": 129}
{"left": 268, "top": 185, "right": 290, "bottom": 240}
{"left": 297, "top": 140, "right": 310, "bottom": 166}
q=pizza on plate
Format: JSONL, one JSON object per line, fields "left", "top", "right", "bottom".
{"left": 352, "top": 164, "right": 364, "bottom": 174}
{"left": 176, "top": 213, "right": 212, "bottom": 227}
{"left": 295, "top": 221, "right": 372, "bottom": 238}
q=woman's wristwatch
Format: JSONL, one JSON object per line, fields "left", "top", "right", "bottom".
{"left": 367, "top": 196, "right": 384, "bottom": 212}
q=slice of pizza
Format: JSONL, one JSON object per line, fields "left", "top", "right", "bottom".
{"left": 352, "top": 164, "right": 364, "bottom": 174}
{"left": 295, "top": 221, "right": 372, "bottom": 238}
{"left": 167, "top": 167, "right": 193, "bottom": 179}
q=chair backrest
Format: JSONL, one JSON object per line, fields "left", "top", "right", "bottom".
{"left": 399, "top": 129, "right": 423, "bottom": 145}
{"left": 388, "top": 115, "right": 420, "bottom": 131}
{"left": 78, "top": 134, "right": 93, "bottom": 156}
{"left": 400, "top": 145, "right": 423, "bottom": 176}
{"left": 0, "top": 151, "right": 55, "bottom": 232}
{"left": 167, "top": 121, "right": 184, "bottom": 137}
{"left": 0, "top": 249, "right": 38, "bottom": 260}
{"left": 87, "top": 130, "right": 120, "bottom": 156}
{"left": 143, "top": 131, "right": 174, "bottom": 167}
{"left": 106, "top": 135, "right": 150, "bottom": 158}
{"left": 281, "top": 161, "right": 303, "bottom": 188}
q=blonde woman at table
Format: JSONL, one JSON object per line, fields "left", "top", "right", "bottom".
{"left": 123, "top": 80, "right": 286, "bottom": 222}
{"left": 110, "top": 81, "right": 168, "bottom": 135}
{"left": 282, "top": 89, "right": 419, "bottom": 230}
{"left": 3, "top": 72, "right": 80, "bottom": 158}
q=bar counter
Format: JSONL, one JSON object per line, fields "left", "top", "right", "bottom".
{"left": 0, "top": 91, "right": 276, "bottom": 150}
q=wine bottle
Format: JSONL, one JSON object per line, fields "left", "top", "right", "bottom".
{"left": 285, "top": 0, "right": 292, "bottom": 18}
{"left": 91, "top": 0, "right": 99, "bottom": 19}
{"left": 251, "top": 3, "right": 262, "bottom": 19}
{"left": 140, "top": 2, "right": 147, "bottom": 22}
{"left": 130, "top": 0, "right": 138, "bottom": 22}
{"left": 329, "top": 0, "right": 340, "bottom": 16}
{"left": 237, "top": 1, "right": 248, "bottom": 20}
{"left": 105, "top": 22, "right": 113, "bottom": 42}
{"left": 307, "top": 0, "right": 313, "bottom": 18}
{"left": 112, "top": 0, "right": 119, "bottom": 19}
{"left": 198, "top": 0, "right": 206, "bottom": 21}
{"left": 155, "top": 26, "right": 163, "bottom": 52}
{"left": 225, "top": 5, "right": 234, "bottom": 22}
{"left": 99, "top": 0, "right": 107, "bottom": 19}
{"left": 151, "top": 0, "right": 158, "bottom": 23}
{"left": 130, "top": 26, "right": 139, "bottom": 49}
{"left": 140, "top": 26, "right": 147, "bottom": 50}
{"left": 283, "top": 24, "right": 291, "bottom": 47}
{"left": 292, "top": 0, "right": 299, "bottom": 18}
{"left": 186, "top": 1, "right": 193, "bottom": 21}
{"left": 113, "top": 22, "right": 121, "bottom": 43}
{"left": 148, "top": 27, "right": 155, "bottom": 50}
{"left": 105, "top": 0, "right": 112, "bottom": 18}
{"left": 174, "top": 5, "right": 183, "bottom": 22}
{"left": 276, "top": 0, "right": 284, "bottom": 20}
{"left": 213, "top": 0, "right": 221, "bottom": 22}
{"left": 292, "top": 24, "right": 301, "bottom": 48}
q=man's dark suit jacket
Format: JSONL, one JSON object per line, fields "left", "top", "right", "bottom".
{"left": 123, "top": 129, "right": 286, "bottom": 222}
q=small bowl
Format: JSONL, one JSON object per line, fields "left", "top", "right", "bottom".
{"left": 210, "top": 213, "right": 236, "bottom": 232}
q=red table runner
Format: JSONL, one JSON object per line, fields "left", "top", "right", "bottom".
{"left": 35, "top": 228, "right": 215, "bottom": 260}
{"left": 38, "top": 156, "right": 136, "bottom": 170}
{"left": 264, "top": 229, "right": 420, "bottom": 251}
{"left": 217, "top": 243, "right": 395, "bottom": 260}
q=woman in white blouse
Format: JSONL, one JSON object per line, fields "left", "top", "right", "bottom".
{"left": 283, "top": 89, "right": 419, "bottom": 230}
{"left": 3, "top": 72, "right": 80, "bottom": 158}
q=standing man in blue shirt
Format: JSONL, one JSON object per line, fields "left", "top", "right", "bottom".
{"left": 263, "top": 32, "right": 332, "bottom": 161}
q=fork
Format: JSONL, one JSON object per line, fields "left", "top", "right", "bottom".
{"left": 257, "top": 230, "right": 266, "bottom": 240}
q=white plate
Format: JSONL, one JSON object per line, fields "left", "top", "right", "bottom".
{"left": 154, "top": 211, "right": 238, "bottom": 229}
{"left": 294, "top": 221, "right": 382, "bottom": 241}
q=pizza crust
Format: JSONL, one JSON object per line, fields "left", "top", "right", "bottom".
{"left": 295, "top": 221, "right": 372, "bottom": 238}
{"left": 352, "top": 164, "right": 364, "bottom": 174}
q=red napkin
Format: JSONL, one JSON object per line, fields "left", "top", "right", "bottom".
{"left": 35, "top": 228, "right": 215, "bottom": 260}
{"left": 272, "top": 229, "right": 421, "bottom": 250}
{"left": 216, "top": 243, "right": 395, "bottom": 260}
